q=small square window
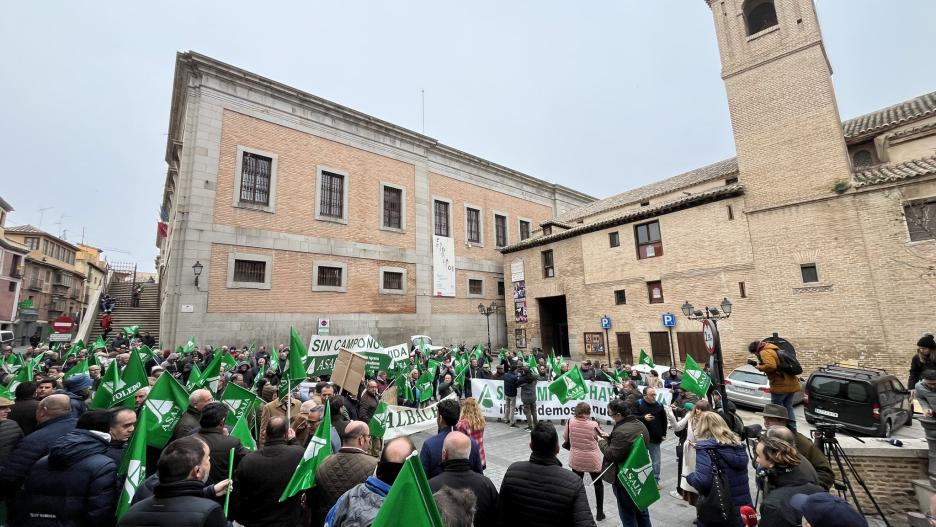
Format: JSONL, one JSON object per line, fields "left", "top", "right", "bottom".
{"left": 647, "top": 281, "right": 663, "bottom": 304}
{"left": 497, "top": 281, "right": 505, "bottom": 297}
{"left": 800, "top": 264, "right": 819, "bottom": 283}
{"left": 609, "top": 232, "right": 620, "bottom": 248}
{"left": 468, "top": 279, "right": 483, "bottom": 295}
{"left": 614, "top": 289, "right": 626, "bottom": 305}
{"left": 382, "top": 271, "right": 403, "bottom": 291}
{"left": 542, "top": 226, "right": 552, "bottom": 236}
{"left": 739, "top": 281, "right": 747, "bottom": 298}
{"left": 542, "top": 250, "right": 555, "bottom": 278}
{"left": 904, "top": 199, "right": 936, "bottom": 242}
{"left": 233, "top": 260, "right": 266, "bottom": 283}
{"left": 317, "top": 266, "right": 343, "bottom": 287}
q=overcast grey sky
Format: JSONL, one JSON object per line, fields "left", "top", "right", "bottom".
{"left": 1, "top": 1, "right": 934, "bottom": 271}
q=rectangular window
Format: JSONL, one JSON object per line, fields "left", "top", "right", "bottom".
{"left": 497, "top": 281, "right": 505, "bottom": 296}
{"left": 647, "top": 281, "right": 664, "bottom": 303}
{"left": 727, "top": 205, "right": 734, "bottom": 220}
{"left": 25, "top": 237, "right": 39, "bottom": 250}
{"left": 434, "top": 200, "right": 450, "bottom": 237}
{"left": 468, "top": 279, "right": 483, "bottom": 295}
{"left": 543, "top": 225, "right": 552, "bottom": 236}
{"left": 515, "top": 328, "right": 527, "bottom": 348}
{"left": 42, "top": 240, "right": 49, "bottom": 255}
{"left": 7, "top": 282, "right": 14, "bottom": 292}
{"left": 239, "top": 152, "right": 272, "bottom": 205}
{"left": 317, "top": 266, "right": 343, "bottom": 287}
{"left": 635, "top": 221, "right": 663, "bottom": 259}
{"left": 233, "top": 260, "right": 266, "bottom": 283}
{"left": 466, "top": 207, "right": 481, "bottom": 244}
{"left": 739, "top": 281, "right": 747, "bottom": 298}
{"left": 800, "top": 264, "right": 819, "bottom": 283}
{"left": 519, "top": 220, "right": 531, "bottom": 241}
{"left": 382, "top": 271, "right": 403, "bottom": 291}
{"left": 615, "top": 289, "right": 626, "bottom": 305}
{"left": 382, "top": 186, "right": 403, "bottom": 229}
{"left": 495, "top": 214, "right": 507, "bottom": 247}
{"left": 609, "top": 232, "right": 620, "bottom": 247}
{"left": 319, "top": 171, "right": 345, "bottom": 219}
{"left": 542, "top": 250, "right": 555, "bottom": 278}
{"left": 905, "top": 199, "right": 936, "bottom": 242}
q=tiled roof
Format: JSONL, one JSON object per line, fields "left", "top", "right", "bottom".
{"left": 853, "top": 156, "right": 936, "bottom": 188}
{"left": 842, "top": 91, "right": 936, "bottom": 141}
{"left": 556, "top": 158, "right": 738, "bottom": 223}
{"left": 6, "top": 224, "right": 44, "bottom": 234}
{"left": 503, "top": 184, "right": 744, "bottom": 253}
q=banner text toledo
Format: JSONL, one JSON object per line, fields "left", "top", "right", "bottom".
{"left": 306, "top": 335, "right": 406, "bottom": 376}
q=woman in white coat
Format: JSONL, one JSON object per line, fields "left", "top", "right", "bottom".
{"left": 672, "top": 399, "right": 710, "bottom": 505}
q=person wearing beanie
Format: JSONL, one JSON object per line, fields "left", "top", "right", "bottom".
{"left": 789, "top": 492, "right": 868, "bottom": 527}
{"left": 910, "top": 334, "right": 936, "bottom": 390}
{"left": 61, "top": 374, "right": 93, "bottom": 418}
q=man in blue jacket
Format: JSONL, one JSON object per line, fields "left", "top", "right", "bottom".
{"left": 503, "top": 364, "right": 519, "bottom": 427}
{"left": 419, "top": 399, "right": 483, "bottom": 479}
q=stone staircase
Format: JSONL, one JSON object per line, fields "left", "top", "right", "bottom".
{"left": 86, "top": 280, "right": 160, "bottom": 346}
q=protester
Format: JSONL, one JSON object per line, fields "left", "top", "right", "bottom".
{"left": 230, "top": 417, "right": 305, "bottom": 527}
{"left": 107, "top": 407, "right": 138, "bottom": 464}
{"left": 434, "top": 486, "right": 477, "bottom": 527}
{"left": 312, "top": 421, "right": 378, "bottom": 526}
{"left": 10, "top": 382, "right": 38, "bottom": 435}
{"left": 910, "top": 335, "right": 936, "bottom": 390}
{"left": 748, "top": 340, "right": 801, "bottom": 430}
{"left": 498, "top": 422, "right": 595, "bottom": 526}
{"left": 420, "top": 398, "right": 483, "bottom": 478}
{"left": 455, "top": 397, "right": 487, "bottom": 470}
{"left": 646, "top": 370, "right": 664, "bottom": 389}
{"left": 503, "top": 364, "right": 519, "bottom": 427}
{"left": 194, "top": 402, "right": 247, "bottom": 488}
{"left": 134, "top": 387, "right": 151, "bottom": 411}
{"left": 518, "top": 366, "right": 540, "bottom": 431}
{"left": 437, "top": 372, "right": 460, "bottom": 400}
{"left": 686, "top": 412, "right": 752, "bottom": 526}
{"left": 35, "top": 378, "right": 57, "bottom": 400}
{"left": 564, "top": 401, "right": 606, "bottom": 520}
{"left": 16, "top": 410, "right": 118, "bottom": 526}
{"left": 663, "top": 367, "right": 682, "bottom": 389}
{"left": 636, "top": 386, "right": 666, "bottom": 489}
{"left": 358, "top": 380, "right": 380, "bottom": 423}
{"left": 673, "top": 399, "right": 709, "bottom": 503}
{"left": 755, "top": 437, "right": 824, "bottom": 527}
{"left": 171, "top": 388, "right": 212, "bottom": 442}
{"left": 761, "top": 403, "right": 834, "bottom": 490}
{"left": 0, "top": 398, "right": 22, "bottom": 465}
{"left": 789, "top": 492, "right": 868, "bottom": 527}
{"left": 599, "top": 398, "right": 651, "bottom": 527}
{"left": 62, "top": 373, "right": 92, "bottom": 418}
{"left": 118, "top": 436, "right": 230, "bottom": 527}
{"left": 429, "top": 431, "right": 499, "bottom": 527}
{"left": 0, "top": 394, "right": 77, "bottom": 498}
{"left": 581, "top": 361, "right": 595, "bottom": 381}
{"left": 325, "top": 436, "right": 416, "bottom": 527}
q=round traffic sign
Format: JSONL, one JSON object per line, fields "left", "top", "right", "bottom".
{"left": 702, "top": 319, "right": 717, "bottom": 355}
{"left": 52, "top": 315, "right": 76, "bottom": 333}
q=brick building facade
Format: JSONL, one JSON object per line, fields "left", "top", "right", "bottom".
{"left": 0, "top": 197, "right": 27, "bottom": 333}
{"left": 157, "top": 53, "right": 593, "bottom": 348}
{"left": 502, "top": 0, "right": 936, "bottom": 377}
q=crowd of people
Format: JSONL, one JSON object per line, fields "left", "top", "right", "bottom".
{"left": 0, "top": 335, "right": 877, "bottom": 527}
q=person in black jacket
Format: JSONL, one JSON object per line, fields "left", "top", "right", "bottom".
{"left": 635, "top": 387, "right": 666, "bottom": 487}
{"left": 517, "top": 367, "right": 540, "bottom": 431}
{"left": 9, "top": 382, "right": 38, "bottom": 435}
{"left": 754, "top": 437, "right": 824, "bottom": 527}
{"left": 230, "top": 417, "right": 304, "bottom": 527}
{"left": 599, "top": 398, "right": 652, "bottom": 527}
{"left": 16, "top": 410, "right": 119, "bottom": 527}
{"left": 0, "top": 397, "right": 22, "bottom": 466}
{"left": 503, "top": 365, "right": 519, "bottom": 427}
{"left": 429, "top": 431, "right": 498, "bottom": 527}
{"left": 119, "top": 436, "right": 228, "bottom": 527}
{"left": 195, "top": 403, "right": 248, "bottom": 487}
{"left": 498, "top": 423, "right": 596, "bottom": 527}
{"left": 910, "top": 334, "right": 936, "bottom": 394}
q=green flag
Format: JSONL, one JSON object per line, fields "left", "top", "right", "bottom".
{"left": 182, "top": 336, "right": 196, "bottom": 355}
{"left": 617, "top": 435, "right": 660, "bottom": 510}
{"left": 639, "top": 349, "right": 655, "bottom": 369}
{"left": 417, "top": 371, "right": 434, "bottom": 403}
{"left": 143, "top": 373, "right": 191, "bottom": 448}
{"left": 64, "top": 358, "right": 89, "bottom": 379}
{"left": 4, "top": 353, "right": 25, "bottom": 375}
{"left": 64, "top": 341, "right": 84, "bottom": 360}
{"left": 371, "top": 455, "right": 444, "bottom": 527}
{"left": 471, "top": 344, "right": 484, "bottom": 362}
{"left": 123, "top": 325, "right": 140, "bottom": 338}
{"left": 548, "top": 365, "right": 587, "bottom": 404}
{"left": 92, "top": 335, "right": 108, "bottom": 350}
{"left": 186, "top": 363, "right": 203, "bottom": 392}
{"left": 280, "top": 402, "right": 331, "bottom": 501}
{"left": 251, "top": 365, "right": 267, "bottom": 393}
{"left": 7, "top": 358, "right": 33, "bottom": 393}
{"left": 196, "top": 352, "right": 226, "bottom": 394}
{"left": 454, "top": 363, "right": 469, "bottom": 389}
{"left": 220, "top": 381, "right": 261, "bottom": 427}
{"left": 527, "top": 355, "right": 537, "bottom": 372}
{"left": 116, "top": 409, "right": 149, "bottom": 519}
{"left": 137, "top": 345, "right": 155, "bottom": 365}
{"left": 369, "top": 400, "right": 390, "bottom": 440}
{"left": 396, "top": 371, "right": 413, "bottom": 403}
{"left": 231, "top": 415, "right": 257, "bottom": 451}
{"left": 286, "top": 327, "right": 308, "bottom": 383}
{"left": 682, "top": 355, "right": 711, "bottom": 398}
{"left": 90, "top": 359, "right": 122, "bottom": 409}
{"left": 87, "top": 351, "right": 101, "bottom": 369}
{"left": 110, "top": 351, "right": 149, "bottom": 409}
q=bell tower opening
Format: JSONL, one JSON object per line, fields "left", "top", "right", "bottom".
{"left": 743, "top": 0, "right": 778, "bottom": 35}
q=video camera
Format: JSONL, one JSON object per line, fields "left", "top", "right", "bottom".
{"left": 810, "top": 418, "right": 847, "bottom": 441}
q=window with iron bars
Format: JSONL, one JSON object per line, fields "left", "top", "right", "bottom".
{"left": 466, "top": 208, "right": 481, "bottom": 244}
{"left": 383, "top": 186, "right": 402, "bottom": 229}
{"left": 233, "top": 260, "right": 266, "bottom": 283}
{"left": 319, "top": 171, "right": 345, "bottom": 219}
{"left": 434, "top": 200, "right": 450, "bottom": 237}
{"left": 383, "top": 271, "right": 403, "bottom": 290}
{"left": 239, "top": 152, "right": 272, "bottom": 205}
{"left": 317, "top": 266, "right": 343, "bottom": 287}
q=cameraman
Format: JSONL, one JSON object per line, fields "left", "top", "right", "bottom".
{"left": 762, "top": 404, "right": 834, "bottom": 490}
{"left": 913, "top": 368, "right": 936, "bottom": 417}
{"left": 748, "top": 340, "right": 801, "bottom": 430}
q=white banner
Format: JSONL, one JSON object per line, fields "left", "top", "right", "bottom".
{"left": 433, "top": 235, "right": 456, "bottom": 297}
{"left": 306, "top": 334, "right": 383, "bottom": 376}
{"left": 378, "top": 394, "right": 456, "bottom": 440}
{"left": 510, "top": 257, "right": 525, "bottom": 283}
{"left": 470, "top": 378, "right": 618, "bottom": 423}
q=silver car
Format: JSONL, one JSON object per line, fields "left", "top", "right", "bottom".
{"left": 725, "top": 364, "right": 804, "bottom": 409}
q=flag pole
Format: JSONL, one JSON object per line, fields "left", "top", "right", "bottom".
{"left": 224, "top": 446, "right": 234, "bottom": 516}
{"left": 286, "top": 376, "right": 291, "bottom": 426}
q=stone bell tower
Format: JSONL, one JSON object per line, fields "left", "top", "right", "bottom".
{"left": 705, "top": 0, "right": 852, "bottom": 209}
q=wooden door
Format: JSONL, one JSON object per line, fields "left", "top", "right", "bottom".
{"left": 616, "top": 332, "right": 633, "bottom": 364}
{"left": 649, "top": 332, "right": 672, "bottom": 366}
{"left": 677, "top": 331, "right": 708, "bottom": 365}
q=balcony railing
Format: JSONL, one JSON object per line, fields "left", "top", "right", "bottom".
{"left": 28, "top": 279, "right": 44, "bottom": 291}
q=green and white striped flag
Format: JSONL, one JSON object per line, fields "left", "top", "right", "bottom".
{"left": 639, "top": 349, "right": 655, "bottom": 369}
{"left": 681, "top": 355, "right": 711, "bottom": 398}
{"left": 548, "top": 365, "right": 587, "bottom": 404}
{"left": 220, "top": 381, "right": 261, "bottom": 427}
{"left": 143, "top": 373, "right": 191, "bottom": 449}
{"left": 617, "top": 435, "right": 660, "bottom": 510}
{"left": 368, "top": 401, "right": 390, "bottom": 440}
{"left": 231, "top": 414, "right": 256, "bottom": 451}
{"left": 280, "top": 402, "right": 331, "bottom": 501}
{"left": 64, "top": 358, "right": 89, "bottom": 379}
{"left": 116, "top": 410, "right": 148, "bottom": 518}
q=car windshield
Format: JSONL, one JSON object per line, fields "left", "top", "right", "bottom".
{"left": 809, "top": 375, "right": 871, "bottom": 403}
{"left": 728, "top": 370, "right": 767, "bottom": 385}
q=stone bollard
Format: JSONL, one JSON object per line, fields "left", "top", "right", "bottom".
{"left": 918, "top": 417, "right": 936, "bottom": 487}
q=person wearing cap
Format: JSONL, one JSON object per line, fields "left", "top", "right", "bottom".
{"left": 762, "top": 403, "right": 834, "bottom": 490}
{"left": 789, "top": 492, "right": 868, "bottom": 527}
{"left": 61, "top": 374, "right": 93, "bottom": 418}
{"left": 0, "top": 397, "right": 22, "bottom": 465}
{"left": 910, "top": 335, "right": 936, "bottom": 394}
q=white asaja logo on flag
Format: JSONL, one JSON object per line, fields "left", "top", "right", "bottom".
{"left": 564, "top": 376, "right": 577, "bottom": 391}
{"left": 145, "top": 399, "right": 174, "bottom": 423}
{"left": 303, "top": 435, "right": 327, "bottom": 461}
{"left": 123, "top": 459, "right": 144, "bottom": 501}
{"left": 688, "top": 370, "right": 704, "bottom": 381}
{"left": 205, "top": 376, "right": 220, "bottom": 393}
{"left": 630, "top": 461, "right": 654, "bottom": 486}
{"left": 224, "top": 398, "right": 244, "bottom": 412}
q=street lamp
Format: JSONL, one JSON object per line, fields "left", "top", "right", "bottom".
{"left": 681, "top": 297, "right": 733, "bottom": 404}
{"left": 478, "top": 301, "right": 498, "bottom": 353}
{"left": 192, "top": 261, "right": 203, "bottom": 289}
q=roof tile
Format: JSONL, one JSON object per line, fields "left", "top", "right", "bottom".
{"left": 853, "top": 156, "right": 936, "bottom": 188}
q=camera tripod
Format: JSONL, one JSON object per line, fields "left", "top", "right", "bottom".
{"left": 812, "top": 424, "right": 891, "bottom": 527}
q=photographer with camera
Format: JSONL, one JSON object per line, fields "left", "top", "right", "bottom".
{"left": 761, "top": 404, "right": 834, "bottom": 490}
{"left": 754, "top": 436, "right": 824, "bottom": 527}
{"left": 913, "top": 368, "right": 936, "bottom": 417}
{"left": 748, "top": 340, "right": 802, "bottom": 430}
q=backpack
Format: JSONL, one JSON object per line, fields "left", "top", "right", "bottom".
{"left": 774, "top": 347, "right": 803, "bottom": 376}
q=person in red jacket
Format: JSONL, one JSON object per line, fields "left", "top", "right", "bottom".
{"left": 100, "top": 313, "right": 113, "bottom": 340}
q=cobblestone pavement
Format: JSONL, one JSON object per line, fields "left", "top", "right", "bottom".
{"left": 412, "top": 410, "right": 894, "bottom": 526}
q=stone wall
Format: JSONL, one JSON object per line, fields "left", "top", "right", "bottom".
{"left": 843, "top": 443, "right": 928, "bottom": 526}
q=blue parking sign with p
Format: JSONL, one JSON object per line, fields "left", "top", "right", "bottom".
{"left": 601, "top": 316, "right": 611, "bottom": 329}
{"left": 662, "top": 313, "right": 676, "bottom": 327}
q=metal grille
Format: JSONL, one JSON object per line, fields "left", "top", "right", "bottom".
{"left": 240, "top": 152, "right": 272, "bottom": 205}
{"left": 317, "top": 266, "right": 342, "bottom": 287}
{"left": 466, "top": 208, "right": 480, "bottom": 243}
{"left": 468, "top": 279, "right": 483, "bottom": 295}
{"left": 495, "top": 215, "right": 507, "bottom": 247}
{"left": 383, "top": 186, "right": 402, "bottom": 229}
{"left": 434, "top": 200, "right": 449, "bottom": 237}
{"left": 319, "top": 171, "right": 344, "bottom": 218}
{"left": 383, "top": 271, "right": 403, "bottom": 290}
{"left": 233, "top": 260, "right": 266, "bottom": 283}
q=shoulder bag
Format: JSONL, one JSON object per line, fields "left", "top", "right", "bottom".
{"left": 695, "top": 449, "right": 741, "bottom": 527}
